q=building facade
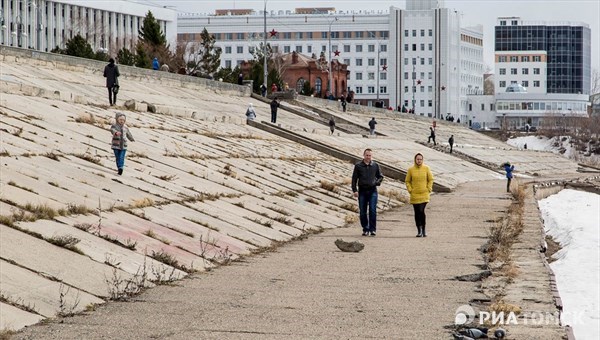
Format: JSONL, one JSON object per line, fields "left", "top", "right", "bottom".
{"left": 0, "top": 0, "right": 176, "bottom": 55}
{"left": 177, "top": 0, "right": 484, "bottom": 115}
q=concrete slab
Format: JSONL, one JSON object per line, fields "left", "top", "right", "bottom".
{"left": 0, "top": 302, "right": 44, "bottom": 332}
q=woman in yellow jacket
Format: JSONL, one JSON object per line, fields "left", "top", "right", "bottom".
{"left": 405, "top": 153, "right": 434, "bottom": 237}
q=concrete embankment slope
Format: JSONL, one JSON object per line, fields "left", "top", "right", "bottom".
{"left": 16, "top": 180, "right": 518, "bottom": 339}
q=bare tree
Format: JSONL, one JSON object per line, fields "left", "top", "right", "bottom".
{"left": 591, "top": 68, "right": 600, "bottom": 95}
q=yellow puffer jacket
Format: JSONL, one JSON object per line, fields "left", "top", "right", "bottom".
{"left": 405, "top": 163, "right": 434, "bottom": 204}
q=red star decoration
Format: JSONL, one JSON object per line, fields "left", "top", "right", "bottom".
{"left": 416, "top": 80, "right": 422, "bottom": 85}
{"left": 333, "top": 50, "right": 340, "bottom": 57}
{"left": 269, "top": 29, "right": 278, "bottom": 37}
{"left": 382, "top": 65, "right": 387, "bottom": 71}
{"left": 441, "top": 86, "right": 446, "bottom": 91}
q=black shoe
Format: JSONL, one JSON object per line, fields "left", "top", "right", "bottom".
{"left": 118, "top": 168, "right": 123, "bottom": 175}
{"left": 416, "top": 233, "right": 423, "bottom": 237}
{"left": 369, "top": 231, "right": 376, "bottom": 237}
{"left": 362, "top": 231, "right": 369, "bottom": 236}
{"left": 422, "top": 226, "right": 427, "bottom": 237}
{"left": 416, "top": 226, "right": 423, "bottom": 237}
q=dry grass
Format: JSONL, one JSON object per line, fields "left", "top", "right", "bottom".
{"left": 7, "top": 181, "right": 37, "bottom": 194}
{"left": 157, "top": 174, "right": 177, "bottom": 181}
{"left": 0, "top": 150, "right": 10, "bottom": 157}
{"left": 344, "top": 213, "right": 358, "bottom": 225}
{"left": 500, "top": 262, "right": 520, "bottom": 283}
{"left": 379, "top": 188, "right": 408, "bottom": 203}
{"left": 319, "top": 180, "right": 340, "bottom": 193}
{"left": 340, "top": 202, "right": 359, "bottom": 213}
{"left": 486, "top": 183, "right": 527, "bottom": 263}
{"left": 143, "top": 229, "right": 171, "bottom": 245}
{"left": 47, "top": 235, "right": 84, "bottom": 255}
{"left": 132, "top": 197, "right": 154, "bottom": 208}
{"left": 43, "top": 152, "right": 60, "bottom": 161}
{"left": 74, "top": 153, "right": 101, "bottom": 165}
{"left": 305, "top": 197, "right": 320, "bottom": 205}
{"left": 75, "top": 113, "right": 107, "bottom": 126}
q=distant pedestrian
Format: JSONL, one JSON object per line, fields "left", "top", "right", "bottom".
{"left": 103, "top": 58, "right": 120, "bottom": 106}
{"left": 329, "top": 116, "right": 336, "bottom": 134}
{"left": 352, "top": 149, "right": 384, "bottom": 236}
{"left": 260, "top": 84, "right": 267, "bottom": 97}
{"left": 160, "top": 64, "right": 170, "bottom": 72}
{"left": 238, "top": 73, "right": 244, "bottom": 85}
{"left": 245, "top": 103, "right": 256, "bottom": 121}
{"left": 368, "top": 117, "right": 377, "bottom": 135}
{"left": 524, "top": 143, "right": 527, "bottom": 150}
{"left": 152, "top": 57, "right": 160, "bottom": 70}
{"left": 405, "top": 153, "right": 434, "bottom": 237}
{"left": 271, "top": 83, "right": 278, "bottom": 94}
{"left": 270, "top": 98, "right": 280, "bottom": 123}
{"left": 110, "top": 113, "right": 134, "bottom": 176}
{"left": 503, "top": 162, "right": 514, "bottom": 193}
{"left": 427, "top": 126, "right": 436, "bottom": 145}
{"left": 448, "top": 135, "right": 454, "bottom": 153}
{"left": 341, "top": 97, "right": 347, "bottom": 112}
{"left": 284, "top": 82, "right": 289, "bottom": 91}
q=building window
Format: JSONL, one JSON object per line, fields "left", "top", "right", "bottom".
{"left": 428, "top": 29, "right": 433, "bottom": 36}
{"left": 380, "top": 73, "right": 386, "bottom": 80}
{"left": 500, "top": 20, "right": 506, "bottom": 26}
{"left": 344, "top": 45, "right": 350, "bottom": 52}
{"left": 533, "top": 68, "right": 540, "bottom": 75}
{"left": 368, "top": 58, "right": 375, "bottom": 66}
{"left": 368, "top": 45, "right": 375, "bottom": 52}
{"left": 356, "top": 45, "right": 363, "bottom": 52}
{"left": 521, "top": 56, "right": 529, "bottom": 62}
{"left": 469, "top": 104, "right": 472, "bottom": 111}
{"left": 296, "top": 32, "right": 303, "bottom": 39}
{"left": 237, "top": 33, "right": 244, "bottom": 40}
{"left": 322, "top": 32, "right": 327, "bottom": 39}
{"left": 380, "top": 86, "right": 387, "bottom": 94}
{"left": 404, "top": 58, "right": 409, "bottom": 65}
{"left": 420, "top": 29, "right": 425, "bottom": 37}
{"left": 237, "top": 46, "right": 243, "bottom": 53}
{"left": 490, "top": 103, "right": 495, "bottom": 111}
{"left": 405, "top": 86, "right": 409, "bottom": 93}
{"left": 404, "top": 72, "right": 409, "bottom": 79}
{"left": 428, "top": 86, "right": 432, "bottom": 92}
{"left": 368, "top": 73, "right": 375, "bottom": 80}
{"left": 315, "top": 78, "right": 322, "bottom": 94}
{"left": 511, "top": 68, "right": 517, "bottom": 75}
{"left": 380, "top": 58, "right": 387, "bottom": 66}
{"left": 380, "top": 45, "right": 387, "bottom": 52}
{"left": 420, "top": 43, "right": 425, "bottom": 51}
{"left": 307, "top": 45, "right": 312, "bottom": 53}
{"left": 412, "top": 30, "right": 416, "bottom": 37}
{"left": 522, "top": 81, "right": 529, "bottom": 87}
{"left": 283, "top": 32, "right": 291, "bottom": 39}
{"left": 522, "top": 68, "right": 528, "bottom": 75}
{"left": 499, "top": 81, "right": 506, "bottom": 87}
{"left": 499, "top": 68, "right": 506, "bottom": 75}
{"left": 307, "top": 32, "right": 313, "bottom": 39}
{"left": 355, "top": 31, "right": 364, "bottom": 38}
{"left": 296, "top": 46, "right": 303, "bottom": 53}
{"left": 296, "top": 78, "right": 305, "bottom": 93}
{"left": 356, "top": 59, "right": 363, "bottom": 66}
{"left": 355, "top": 86, "right": 363, "bottom": 94}
{"left": 428, "top": 43, "right": 432, "bottom": 51}
{"left": 481, "top": 103, "right": 485, "bottom": 110}
{"left": 225, "top": 46, "right": 232, "bottom": 54}
{"left": 420, "top": 100, "right": 425, "bottom": 107}
{"left": 428, "top": 58, "right": 432, "bottom": 65}
{"left": 343, "top": 31, "right": 351, "bottom": 38}
{"left": 404, "top": 44, "right": 409, "bottom": 51}
{"left": 284, "top": 46, "right": 291, "bottom": 53}
{"left": 420, "top": 86, "right": 425, "bottom": 92}
{"left": 533, "top": 56, "right": 541, "bottom": 62}
{"left": 368, "top": 86, "right": 375, "bottom": 94}
{"left": 225, "top": 33, "right": 233, "bottom": 40}
{"left": 510, "top": 56, "right": 518, "bottom": 62}
{"left": 225, "top": 60, "right": 232, "bottom": 68}
{"left": 356, "top": 72, "right": 363, "bottom": 80}
{"left": 412, "top": 58, "right": 417, "bottom": 65}
{"left": 428, "top": 72, "right": 432, "bottom": 79}
{"left": 412, "top": 44, "right": 417, "bottom": 51}
{"left": 343, "top": 58, "right": 350, "bottom": 65}
{"left": 428, "top": 100, "right": 432, "bottom": 107}
{"left": 533, "top": 80, "right": 540, "bottom": 87}
{"left": 499, "top": 56, "right": 507, "bottom": 62}
{"left": 404, "top": 30, "right": 409, "bottom": 37}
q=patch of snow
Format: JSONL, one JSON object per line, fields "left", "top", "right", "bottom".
{"left": 539, "top": 189, "right": 600, "bottom": 340}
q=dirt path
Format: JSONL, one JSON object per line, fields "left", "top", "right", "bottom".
{"left": 16, "top": 180, "right": 512, "bottom": 340}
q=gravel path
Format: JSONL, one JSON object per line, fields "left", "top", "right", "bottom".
{"left": 16, "top": 180, "right": 512, "bottom": 340}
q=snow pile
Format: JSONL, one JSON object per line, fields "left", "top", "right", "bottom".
{"left": 539, "top": 189, "right": 600, "bottom": 339}
{"left": 507, "top": 135, "right": 576, "bottom": 157}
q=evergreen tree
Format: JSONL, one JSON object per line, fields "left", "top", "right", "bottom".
{"left": 63, "top": 34, "right": 94, "bottom": 59}
{"left": 138, "top": 11, "right": 166, "bottom": 46}
{"left": 214, "top": 66, "right": 241, "bottom": 84}
{"left": 116, "top": 48, "right": 136, "bottom": 66}
{"left": 197, "top": 28, "right": 222, "bottom": 76}
{"left": 135, "top": 42, "right": 152, "bottom": 68}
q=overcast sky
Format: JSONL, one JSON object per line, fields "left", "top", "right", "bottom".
{"left": 135, "top": 0, "right": 599, "bottom": 71}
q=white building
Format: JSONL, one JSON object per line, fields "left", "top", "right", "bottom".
{"left": 0, "top": 0, "right": 177, "bottom": 54}
{"left": 177, "top": 0, "right": 484, "bottom": 115}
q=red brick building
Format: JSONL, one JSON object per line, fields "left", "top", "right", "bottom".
{"left": 277, "top": 51, "right": 349, "bottom": 99}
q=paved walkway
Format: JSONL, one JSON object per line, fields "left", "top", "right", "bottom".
{"left": 14, "top": 179, "right": 514, "bottom": 339}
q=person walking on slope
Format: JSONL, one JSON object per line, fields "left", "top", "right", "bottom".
{"left": 245, "top": 103, "right": 256, "bottom": 121}
{"left": 427, "top": 126, "right": 436, "bottom": 145}
{"left": 103, "top": 58, "right": 120, "bottom": 106}
{"left": 368, "top": 117, "right": 377, "bottom": 136}
{"left": 405, "top": 153, "right": 434, "bottom": 237}
{"left": 110, "top": 113, "right": 135, "bottom": 175}
{"left": 448, "top": 134, "right": 454, "bottom": 153}
{"left": 152, "top": 57, "right": 160, "bottom": 70}
{"left": 270, "top": 98, "right": 280, "bottom": 123}
{"left": 503, "top": 162, "right": 514, "bottom": 193}
{"left": 352, "top": 149, "right": 384, "bottom": 236}
{"left": 341, "top": 97, "right": 347, "bottom": 112}
{"left": 329, "top": 116, "right": 336, "bottom": 135}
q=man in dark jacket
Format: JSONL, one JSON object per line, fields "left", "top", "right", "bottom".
{"left": 368, "top": 117, "right": 377, "bottom": 135}
{"left": 238, "top": 73, "right": 244, "bottom": 85}
{"left": 329, "top": 116, "right": 336, "bottom": 134}
{"left": 427, "top": 126, "right": 436, "bottom": 145}
{"left": 448, "top": 135, "right": 454, "bottom": 153}
{"left": 352, "top": 149, "right": 384, "bottom": 236}
{"left": 103, "top": 58, "right": 120, "bottom": 106}
{"left": 270, "top": 98, "right": 280, "bottom": 123}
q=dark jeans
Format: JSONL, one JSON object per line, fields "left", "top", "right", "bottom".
{"left": 449, "top": 144, "right": 453, "bottom": 153}
{"left": 412, "top": 203, "right": 428, "bottom": 228}
{"left": 507, "top": 178, "right": 512, "bottom": 192}
{"left": 271, "top": 111, "right": 277, "bottom": 123}
{"left": 113, "top": 149, "right": 127, "bottom": 169}
{"left": 428, "top": 135, "right": 436, "bottom": 145}
{"left": 108, "top": 87, "right": 117, "bottom": 106}
{"left": 358, "top": 189, "right": 378, "bottom": 232}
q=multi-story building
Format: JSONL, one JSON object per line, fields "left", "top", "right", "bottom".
{"left": 0, "top": 0, "right": 176, "bottom": 55}
{"left": 177, "top": 0, "right": 484, "bottom": 116}
{"left": 493, "top": 17, "right": 591, "bottom": 128}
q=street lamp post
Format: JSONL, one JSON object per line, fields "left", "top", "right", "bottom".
{"left": 263, "top": 0, "right": 268, "bottom": 94}
{"left": 412, "top": 59, "right": 416, "bottom": 113}
{"left": 327, "top": 16, "right": 338, "bottom": 96}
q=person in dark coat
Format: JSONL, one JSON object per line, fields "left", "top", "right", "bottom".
{"left": 341, "top": 97, "right": 347, "bottom": 112}
{"left": 351, "top": 148, "right": 384, "bottom": 236}
{"left": 103, "top": 58, "right": 120, "bottom": 106}
{"left": 329, "top": 116, "right": 336, "bottom": 135}
{"left": 427, "top": 126, "right": 436, "bottom": 145}
{"left": 260, "top": 84, "right": 267, "bottom": 97}
{"left": 237, "top": 73, "right": 244, "bottom": 85}
{"left": 503, "top": 162, "right": 514, "bottom": 193}
{"left": 368, "top": 117, "right": 377, "bottom": 135}
{"left": 270, "top": 98, "right": 280, "bottom": 123}
{"left": 152, "top": 57, "right": 160, "bottom": 70}
{"left": 448, "top": 135, "right": 454, "bottom": 153}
